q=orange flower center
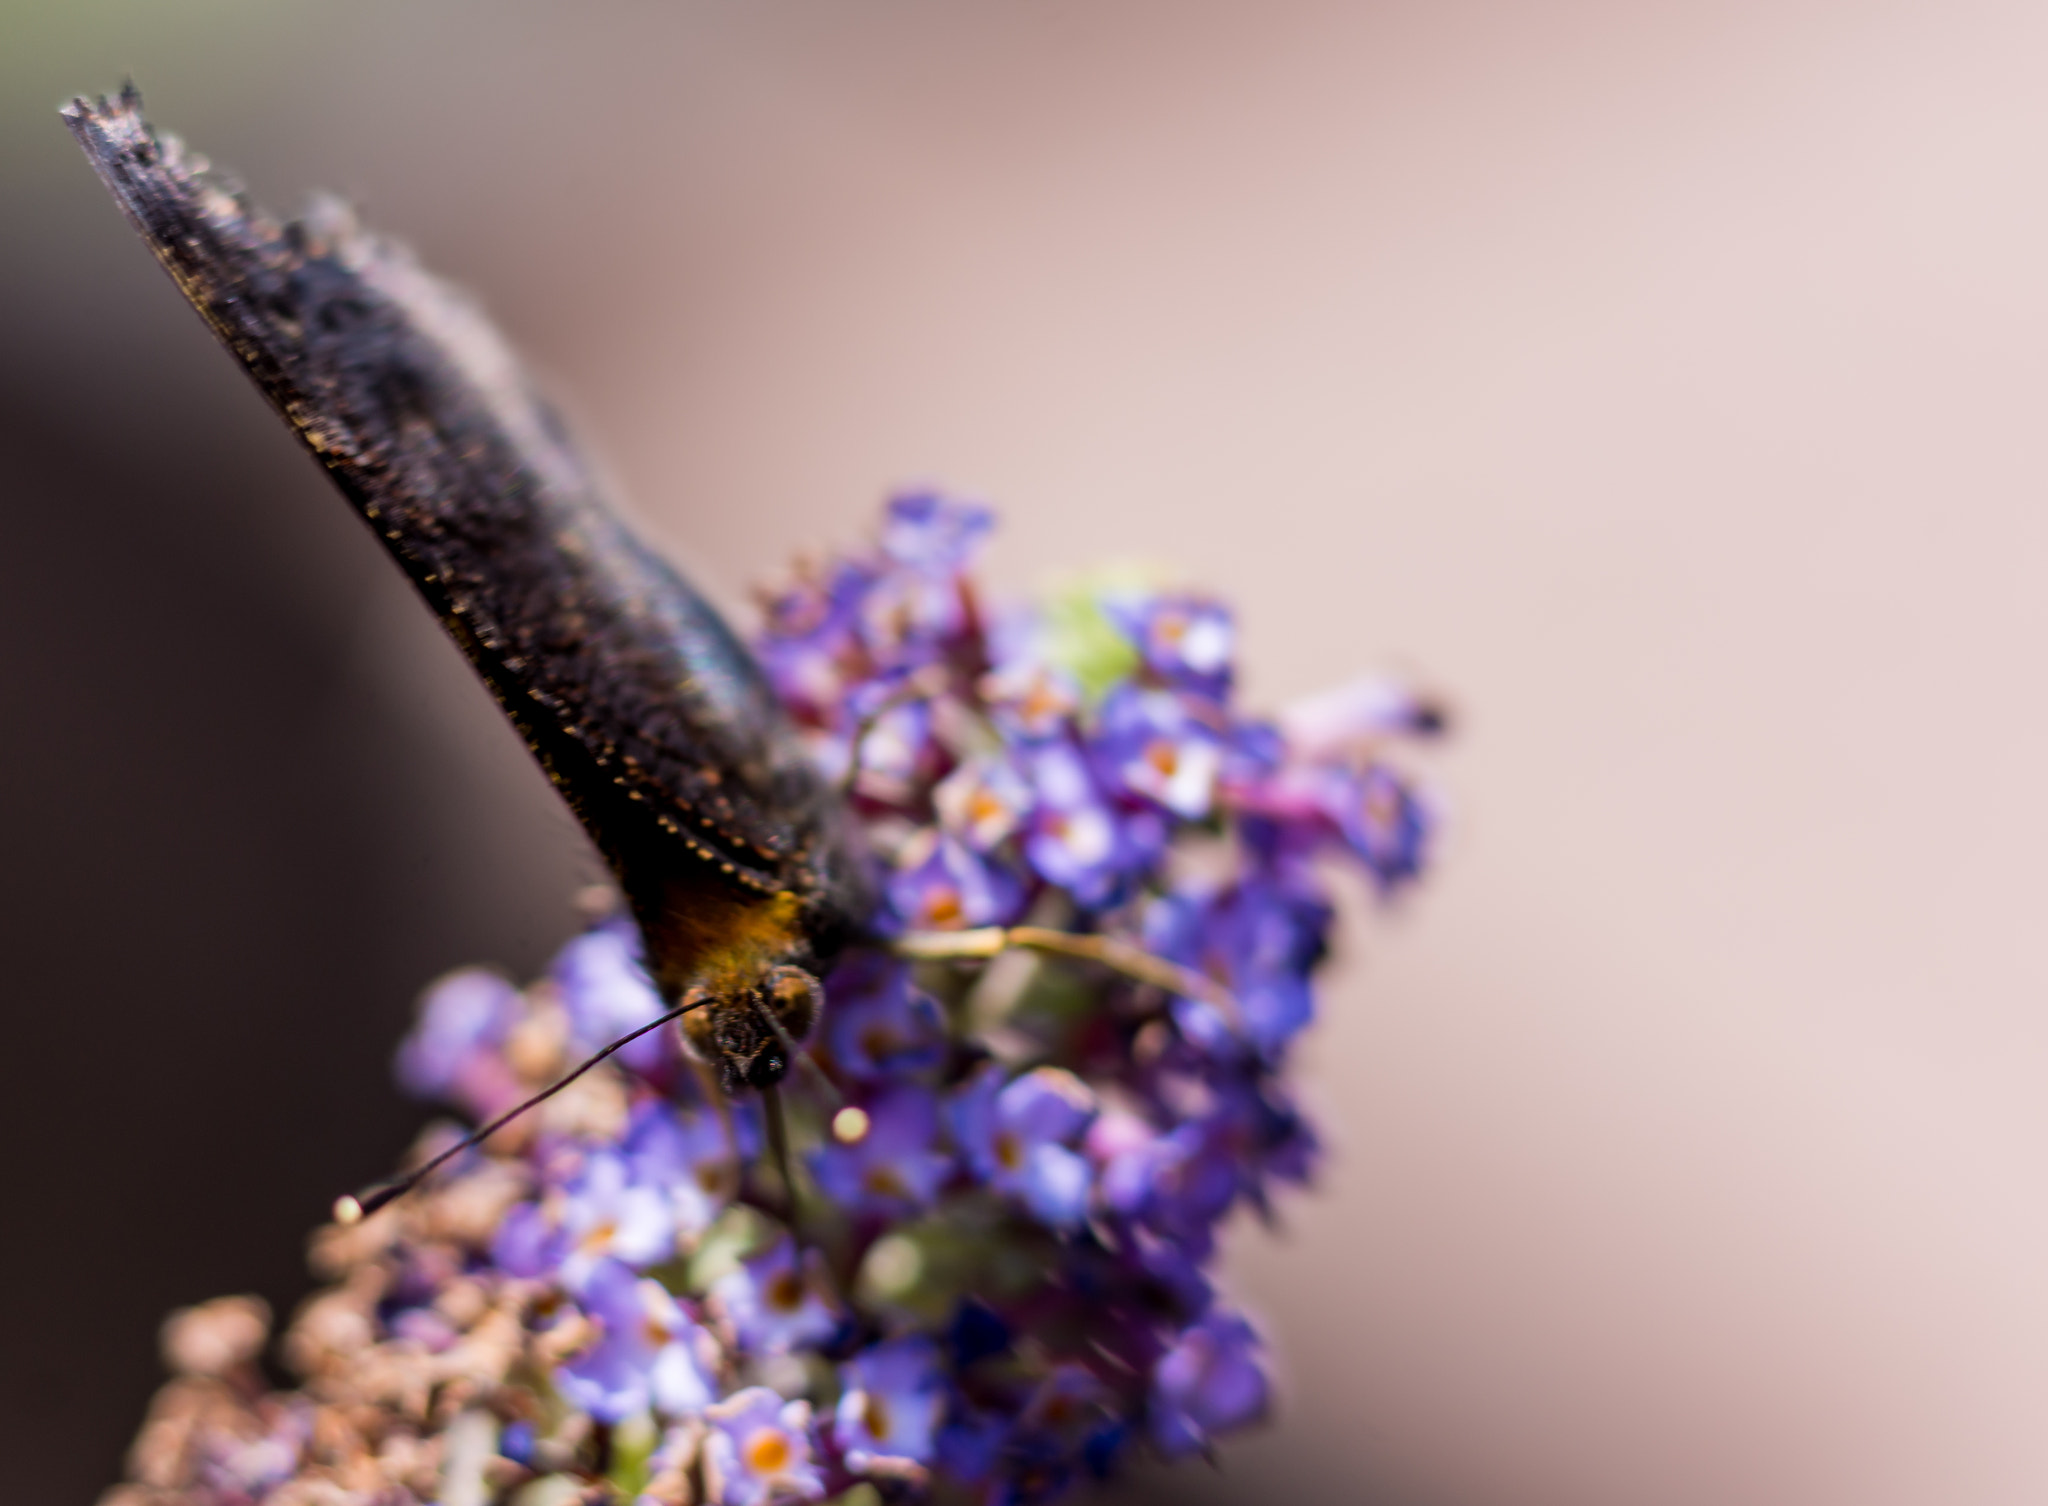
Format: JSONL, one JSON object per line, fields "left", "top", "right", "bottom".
{"left": 994, "top": 1130, "right": 1023, "bottom": 1172}
{"left": 922, "top": 886, "right": 964, "bottom": 928}
{"left": 744, "top": 1426, "right": 792, "bottom": 1475}
{"left": 863, "top": 1392, "right": 894, "bottom": 1441}
{"left": 863, "top": 1166, "right": 909, "bottom": 1200}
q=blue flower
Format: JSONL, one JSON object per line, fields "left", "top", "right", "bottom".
{"left": 1103, "top": 593, "right": 1234, "bottom": 701}
{"left": 1094, "top": 1117, "right": 1235, "bottom": 1250}
{"left": 1335, "top": 763, "right": 1432, "bottom": 891}
{"left": 1125, "top": 1229, "right": 1215, "bottom": 1318}
{"left": 1223, "top": 727, "right": 1435, "bottom": 896}
{"left": 1148, "top": 1310, "right": 1268, "bottom": 1458}
{"left": 1278, "top": 672, "right": 1446, "bottom": 757}
{"left": 489, "top": 1198, "right": 562, "bottom": 1279}
{"left": 951, "top": 1066, "right": 1098, "bottom": 1230}
{"left": 1207, "top": 1074, "right": 1320, "bottom": 1208}
{"left": 755, "top": 556, "right": 873, "bottom": 723}
{"left": 851, "top": 494, "right": 992, "bottom": 674}
{"left": 822, "top": 956, "right": 947, "bottom": 1083}
{"left": 845, "top": 687, "right": 940, "bottom": 803}
{"left": 889, "top": 830, "right": 1025, "bottom": 932}
{"left": 1018, "top": 740, "right": 1135, "bottom": 906}
{"left": 936, "top": 1409, "right": 1010, "bottom": 1493}
{"left": 1144, "top": 871, "right": 1330, "bottom": 1059}
{"left": 810, "top": 1083, "right": 951, "bottom": 1219}
{"left": 980, "top": 657, "right": 1082, "bottom": 744}
{"left": 393, "top": 967, "right": 524, "bottom": 1117}
{"left": 880, "top": 491, "right": 995, "bottom": 574}
{"left": 1093, "top": 683, "right": 1223, "bottom": 820}
{"left": 553, "top": 915, "right": 672, "bottom": 1075}
{"left": 834, "top": 1336, "right": 945, "bottom": 1473}
{"left": 557, "top": 1258, "right": 721, "bottom": 1424}
{"left": 1218, "top": 876, "right": 1329, "bottom": 1056}
{"left": 704, "top": 1387, "right": 825, "bottom": 1506}
{"left": 622, "top": 1099, "right": 744, "bottom": 1240}
{"left": 558, "top": 1148, "right": 678, "bottom": 1291}
{"left": 934, "top": 752, "right": 1035, "bottom": 851}
{"left": 713, "top": 1238, "right": 840, "bottom": 1355}
{"left": 119, "top": 494, "right": 1442, "bottom": 1506}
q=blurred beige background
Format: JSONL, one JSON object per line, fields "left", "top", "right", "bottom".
{"left": 6, "top": 2, "right": 2048, "bottom": 1502}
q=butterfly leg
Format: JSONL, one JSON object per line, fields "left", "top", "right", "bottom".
{"left": 683, "top": 1049, "right": 752, "bottom": 1204}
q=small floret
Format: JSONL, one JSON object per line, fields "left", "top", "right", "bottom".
{"left": 713, "top": 1238, "right": 841, "bottom": 1355}
{"left": 834, "top": 1336, "right": 945, "bottom": 1473}
{"left": 558, "top": 1258, "right": 721, "bottom": 1423}
{"left": 951, "top": 1066, "right": 1098, "bottom": 1230}
{"left": 704, "top": 1386, "right": 826, "bottom": 1506}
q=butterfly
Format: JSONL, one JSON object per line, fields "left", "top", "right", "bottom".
{"left": 64, "top": 86, "right": 1233, "bottom": 1218}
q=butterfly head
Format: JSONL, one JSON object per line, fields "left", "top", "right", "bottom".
{"left": 679, "top": 964, "right": 823, "bottom": 1091}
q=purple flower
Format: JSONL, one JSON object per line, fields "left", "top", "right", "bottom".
{"left": 980, "top": 658, "right": 1081, "bottom": 743}
{"left": 558, "top": 1148, "right": 678, "bottom": 1290}
{"left": 1018, "top": 741, "right": 1130, "bottom": 906}
{"left": 880, "top": 491, "right": 995, "bottom": 574}
{"left": 1145, "top": 873, "right": 1330, "bottom": 1059}
{"left": 557, "top": 1258, "right": 720, "bottom": 1424}
{"left": 1126, "top": 1229, "right": 1215, "bottom": 1319}
{"left": 810, "top": 1084, "right": 951, "bottom": 1219}
{"left": 834, "top": 1337, "right": 945, "bottom": 1473}
{"left": 1094, "top": 684, "right": 1223, "bottom": 820}
{"left": 1021, "top": 1364, "right": 1112, "bottom": 1443}
{"left": 113, "top": 494, "right": 1443, "bottom": 1506}
{"left": 622, "top": 1100, "right": 744, "bottom": 1239}
{"left": 490, "top": 1198, "right": 563, "bottom": 1279}
{"left": 1104, "top": 593, "right": 1234, "bottom": 701}
{"left": 1094, "top": 1117, "right": 1235, "bottom": 1250}
{"left": 934, "top": 753, "right": 1035, "bottom": 850}
{"left": 713, "top": 1238, "right": 840, "bottom": 1355}
{"left": 936, "top": 1409, "right": 1010, "bottom": 1492}
{"left": 393, "top": 967, "right": 524, "bottom": 1117}
{"left": 553, "top": 915, "right": 672, "bottom": 1075}
{"left": 1278, "top": 673, "right": 1445, "bottom": 757}
{"left": 704, "top": 1387, "right": 825, "bottom": 1506}
{"left": 951, "top": 1066, "right": 1098, "bottom": 1230}
{"left": 1148, "top": 1310, "right": 1268, "bottom": 1457}
{"left": 490, "top": 1101, "right": 752, "bottom": 1288}
{"left": 756, "top": 557, "right": 872, "bottom": 722}
{"left": 846, "top": 689, "right": 939, "bottom": 802}
{"left": 1224, "top": 743, "right": 1434, "bottom": 896}
{"left": 1335, "top": 763, "right": 1432, "bottom": 891}
{"left": 889, "top": 830, "right": 1025, "bottom": 933}
{"left": 1220, "top": 878, "right": 1328, "bottom": 1057}
{"left": 849, "top": 494, "right": 993, "bottom": 673}
{"left": 1206, "top": 1074, "right": 1320, "bottom": 1206}
{"left": 823, "top": 956, "right": 947, "bottom": 1082}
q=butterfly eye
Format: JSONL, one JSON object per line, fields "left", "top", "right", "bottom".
{"left": 762, "top": 965, "right": 822, "bottom": 1043}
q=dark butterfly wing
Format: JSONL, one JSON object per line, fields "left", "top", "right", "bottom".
{"left": 64, "top": 87, "right": 874, "bottom": 985}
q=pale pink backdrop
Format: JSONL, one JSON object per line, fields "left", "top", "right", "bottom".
{"left": 14, "top": 3, "right": 2048, "bottom": 1502}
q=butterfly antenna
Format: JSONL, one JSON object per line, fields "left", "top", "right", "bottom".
{"left": 334, "top": 996, "right": 712, "bottom": 1224}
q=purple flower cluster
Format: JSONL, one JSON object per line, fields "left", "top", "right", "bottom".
{"left": 102, "top": 495, "right": 1440, "bottom": 1506}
